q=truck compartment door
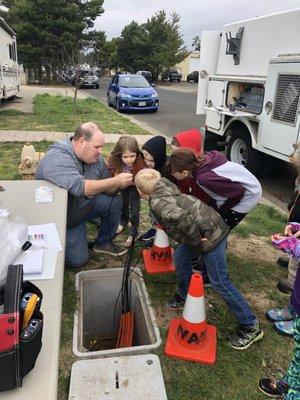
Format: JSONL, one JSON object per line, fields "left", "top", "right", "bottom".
{"left": 205, "top": 80, "right": 224, "bottom": 130}
{"left": 260, "top": 63, "right": 300, "bottom": 156}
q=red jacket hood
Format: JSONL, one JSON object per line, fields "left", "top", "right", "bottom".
{"left": 174, "top": 128, "right": 203, "bottom": 156}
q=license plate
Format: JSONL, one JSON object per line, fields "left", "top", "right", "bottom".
{"left": 139, "top": 101, "right": 146, "bottom": 106}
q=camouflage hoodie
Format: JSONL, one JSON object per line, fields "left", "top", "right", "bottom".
{"left": 149, "top": 178, "right": 229, "bottom": 254}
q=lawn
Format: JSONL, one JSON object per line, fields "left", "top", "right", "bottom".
{"left": 0, "top": 141, "right": 294, "bottom": 400}
{"left": 0, "top": 93, "right": 149, "bottom": 135}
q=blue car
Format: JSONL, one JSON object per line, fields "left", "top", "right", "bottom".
{"left": 107, "top": 74, "right": 159, "bottom": 112}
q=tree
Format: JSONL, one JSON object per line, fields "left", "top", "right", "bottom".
{"left": 117, "top": 21, "right": 149, "bottom": 73}
{"left": 144, "top": 11, "right": 189, "bottom": 80}
{"left": 192, "top": 35, "right": 201, "bottom": 51}
{"left": 115, "top": 11, "right": 189, "bottom": 80}
{"left": 0, "top": 0, "right": 104, "bottom": 82}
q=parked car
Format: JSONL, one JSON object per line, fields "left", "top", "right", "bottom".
{"left": 187, "top": 70, "right": 199, "bottom": 83}
{"left": 136, "top": 70, "right": 152, "bottom": 83}
{"left": 107, "top": 74, "right": 159, "bottom": 112}
{"left": 66, "top": 71, "right": 100, "bottom": 88}
{"left": 78, "top": 72, "right": 100, "bottom": 89}
{"left": 162, "top": 69, "right": 182, "bottom": 82}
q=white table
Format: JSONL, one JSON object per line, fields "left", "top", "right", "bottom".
{"left": 0, "top": 180, "right": 67, "bottom": 400}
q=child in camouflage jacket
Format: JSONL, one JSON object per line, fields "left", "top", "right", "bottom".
{"left": 135, "top": 168, "right": 263, "bottom": 350}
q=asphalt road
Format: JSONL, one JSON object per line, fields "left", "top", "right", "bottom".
{"left": 82, "top": 77, "right": 295, "bottom": 209}
{"left": 82, "top": 77, "right": 204, "bottom": 138}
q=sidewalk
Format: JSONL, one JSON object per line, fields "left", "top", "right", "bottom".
{"left": 0, "top": 130, "right": 154, "bottom": 145}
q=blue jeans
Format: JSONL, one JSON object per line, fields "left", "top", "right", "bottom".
{"left": 65, "top": 193, "right": 122, "bottom": 267}
{"left": 173, "top": 237, "right": 256, "bottom": 326}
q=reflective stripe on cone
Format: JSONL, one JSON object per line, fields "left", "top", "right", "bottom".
{"left": 164, "top": 273, "right": 217, "bottom": 364}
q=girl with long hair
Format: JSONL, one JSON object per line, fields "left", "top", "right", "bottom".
{"left": 107, "top": 136, "right": 145, "bottom": 246}
{"left": 169, "top": 148, "right": 262, "bottom": 229}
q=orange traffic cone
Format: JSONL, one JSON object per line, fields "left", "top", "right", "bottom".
{"left": 143, "top": 225, "right": 175, "bottom": 274}
{"left": 164, "top": 273, "right": 217, "bottom": 365}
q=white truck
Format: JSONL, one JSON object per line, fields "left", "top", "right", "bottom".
{"left": 0, "top": 18, "right": 20, "bottom": 100}
{"left": 197, "top": 8, "right": 300, "bottom": 175}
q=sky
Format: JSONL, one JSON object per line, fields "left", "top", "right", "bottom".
{"left": 94, "top": 0, "right": 300, "bottom": 49}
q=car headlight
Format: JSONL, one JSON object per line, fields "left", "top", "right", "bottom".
{"left": 118, "top": 93, "right": 132, "bottom": 99}
{"left": 151, "top": 92, "right": 158, "bottom": 98}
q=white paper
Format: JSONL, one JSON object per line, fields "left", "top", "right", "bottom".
{"left": 28, "top": 223, "right": 62, "bottom": 251}
{"left": 24, "top": 248, "right": 58, "bottom": 280}
{"left": 15, "top": 248, "right": 44, "bottom": 274}
{"left": 35, "top": 186, "right": 53, "bottom": 203}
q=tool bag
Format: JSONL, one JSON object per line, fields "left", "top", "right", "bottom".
{"left": 0, "top": 264, "right": 43, "bottom": 392}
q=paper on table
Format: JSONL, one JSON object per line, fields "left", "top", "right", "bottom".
{"left": 15, "top": 248, "right": 43, "bottom": 275}
{"left": 24, "top": 248, "right": 58, "bottom": 281}
{"left": 28, "top": 223, "right": 62, "bottom": 251}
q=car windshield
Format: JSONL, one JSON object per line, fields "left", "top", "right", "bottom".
{"left": 119, "top": 75, "right": 150, "bottom": 88}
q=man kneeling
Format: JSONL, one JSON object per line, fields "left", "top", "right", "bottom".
{"left": 36, "top": 122, "right": 132, "bottom": 267}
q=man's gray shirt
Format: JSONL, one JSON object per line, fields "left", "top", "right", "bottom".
{"left": 36, "top": 137, "right": 111, "bottom": 227}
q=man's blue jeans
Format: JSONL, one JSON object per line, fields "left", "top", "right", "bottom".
{"left": 173, "top": 237, "right": 256, "bottom": 326}
{"left": 65, "top": 193, "right": 122, "bottom": 267}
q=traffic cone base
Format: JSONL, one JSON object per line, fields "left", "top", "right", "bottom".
{"left": 143, "top": 247, "right": 175, "bottom": 274}
{"left": 164, "top": 318, "right": 217, "bottom": 365}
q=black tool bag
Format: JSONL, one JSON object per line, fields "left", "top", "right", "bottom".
{"left": 0, "top": 264, "right": 43, "bottom": 392}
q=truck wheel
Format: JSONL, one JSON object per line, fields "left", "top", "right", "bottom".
{"left": 226, "top": 132, "right": 262, "bottom": 176}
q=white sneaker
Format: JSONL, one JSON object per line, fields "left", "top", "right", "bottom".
{"left": 116, "top": 224, "right": 125, "bottom": 235}
{"left": 124, "top": 235, "right": 134, "bottom": 247}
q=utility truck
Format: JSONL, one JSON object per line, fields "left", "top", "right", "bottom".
{"left": 0, "top": 18, "right": 20, "bottom": 100}
{"left": 197, "top": 8, "right": 300, "bottom": 175}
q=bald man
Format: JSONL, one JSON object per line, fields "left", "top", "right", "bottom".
{"left": 36, "top": 122, "right": 133, "bottom": 267}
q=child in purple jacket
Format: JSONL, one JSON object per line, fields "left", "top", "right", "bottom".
{"left": 258, "top": 263, "right": 300, "bottom": 399}
{"left": 272, "top": 223, "right": 300, "bottom": 261}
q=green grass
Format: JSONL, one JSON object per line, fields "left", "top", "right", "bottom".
{"left": 0, "top": 93, "right": 149, "bottom": 134}
{"left": 234, "top": 204, "right": 287, "bottom": 238}
{"left": 1, "top": 141, "right": 294, "bottom": 400}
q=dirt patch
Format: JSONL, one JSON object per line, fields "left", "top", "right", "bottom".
{"left": 228, "top": 233, "right": 280, "bottom": 264}
{"left": 245, "top": 292, "right": 276, "bottom": 310}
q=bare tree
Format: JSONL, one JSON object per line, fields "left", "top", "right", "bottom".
{"left": 40, "top": 44, "right": 87, "bottom": 109}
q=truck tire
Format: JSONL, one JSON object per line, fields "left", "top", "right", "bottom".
{"left": 204, "top": 131, "right": 225, "bottom": 152}
{"left": 226, "top": 131, "right": 263, "bottom": 176}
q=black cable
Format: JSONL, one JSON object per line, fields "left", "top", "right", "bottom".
{"left": 105, "top": 188, "right": 177, "bottom": 333}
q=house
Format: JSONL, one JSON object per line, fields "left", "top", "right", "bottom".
{"left": 175, "top": 51, "right": 200, "bottom": 81}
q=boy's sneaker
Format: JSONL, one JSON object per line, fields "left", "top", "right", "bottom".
{"left": 166, "top": 294, "right": 185, "bottom": 310}
{"left": 93, "top": 242, "right": 127, "bottom": 257}
{"left": 277, "top": 256, "right": 289, "bottom": 269}
{"left": 277, "top": 278, "right": 293, "bottom": 294}
{"left": 258, "top": 377, "right": 288, "bottom": 398}
{"left": 229, "top": 321, "right": 264, "bottom": 350}
{"left": 140, "top": 228, "right": 156, "bottom": 242}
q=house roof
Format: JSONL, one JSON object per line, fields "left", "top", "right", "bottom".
{"left": 0, "top": 18, "right": 16, "bottom": 37}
